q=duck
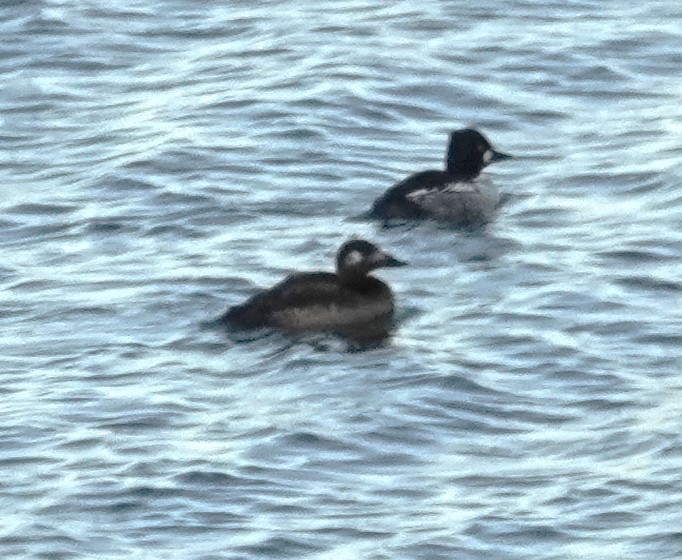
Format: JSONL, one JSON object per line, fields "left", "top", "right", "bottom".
{"left": 367, "top": 128, "right": 512, "bottom": 226}
{"left": 221, "top": 239, "right": 406, "bottom": 339}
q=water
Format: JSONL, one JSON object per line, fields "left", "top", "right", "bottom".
{"left": 1, "top": 1, "right": 681, "bottom": 558}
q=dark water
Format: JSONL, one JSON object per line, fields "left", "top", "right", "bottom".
{"left": 2, "top": 1, "right": 681, "bottom": 558}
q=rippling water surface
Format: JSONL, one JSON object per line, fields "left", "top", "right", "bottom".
{"left": 2, "top": 1, "right": 681, "bottom": 558}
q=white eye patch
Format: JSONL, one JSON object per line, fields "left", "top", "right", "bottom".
{"left": 345, "top": 250, "right": 364, "bottom": 266}
{"left": 483, "top": 149, "right": 493, "bottom": 163}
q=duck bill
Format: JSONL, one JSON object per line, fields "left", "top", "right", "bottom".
{"left": 381, "top": 254, "right": 408, "bottom": 268}
{"left": 491, "top": 149, "right": 513, "bottom": 162}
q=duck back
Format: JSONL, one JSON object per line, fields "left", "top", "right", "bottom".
{"left": 221, "top": 272, "right": 395, "bottom": 331}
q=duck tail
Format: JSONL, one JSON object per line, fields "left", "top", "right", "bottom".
{"left": 219, "top": 302, "right": 264, "bottom": 329}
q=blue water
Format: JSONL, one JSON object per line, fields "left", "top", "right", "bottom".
{"left": 2, "top": 1, "right": 681, "bottom": 559}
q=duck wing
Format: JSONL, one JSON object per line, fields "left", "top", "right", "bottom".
{"left": 369, "top": 170, "right": 450, "bottom": 219}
